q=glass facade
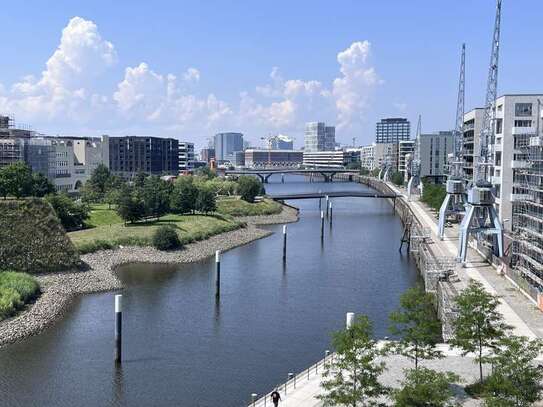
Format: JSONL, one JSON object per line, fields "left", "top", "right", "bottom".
{"left": 304, "top": 122, "right": 335, "bottom": 152}
{"left": 375, "top": 118, "right": 410, "bottom": 144}
{"left": 214, "top": 132, "right": 244, "bottom": 163}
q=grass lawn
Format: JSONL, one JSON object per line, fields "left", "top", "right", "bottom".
{"left": 0, "top": 272, "right": 40, "bottom": 320}
{"left": 216, "top": 197, "right": 282, "bottom": 217}
{"left": 71, "top": 212, "right": 244, "bottom": 254}
{"left": 86, "top": 204, "right": 123, "bottom": 227}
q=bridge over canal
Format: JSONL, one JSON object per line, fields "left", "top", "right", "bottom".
{"left": 224, "top": 168, "right": 356, "bottom": 183}
{"left": 268, "top": 191, "right": 399, "bottom": 200}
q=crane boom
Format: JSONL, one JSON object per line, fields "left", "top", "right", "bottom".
{"left": 453, "top": 43, "right": 466, "bottom": 170}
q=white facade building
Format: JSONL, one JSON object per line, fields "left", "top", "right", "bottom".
{"left": 304, "top": 122, "right": 335, "bottom": 152}
{"left": 303, "top": 150, "right": 354, "bottom": 168}
{"left": 179, "top": 141, "right": 195, "bottom": 172}
{"left": 398, "top": 140, "right": 415, "bottom": 180}
{"left": 360, "top": 144, "right": 376, "bottom": 171}
{"left": 418, "top": 131, "right": 454, "bottom": 179}
{"left": 48, "top": 136, "right": 109, "bottom": 193}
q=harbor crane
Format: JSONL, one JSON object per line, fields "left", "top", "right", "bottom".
{"left": 407, "top": 115, "right": 422, "bottom": 201}
{"left": 458, "top": 0, "right": 503, "bottom": 263}
{"left": 438, "top": 43, "right": 467, "bottom": 239}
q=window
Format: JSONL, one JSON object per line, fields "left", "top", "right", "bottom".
{"left": 515, "top": 103, "right": 532, "bottom": 117}
{"left": 514, "top": 120, "right": 532, "bottom": 127}
{"left": 496, "top": 118, "right": 503, "bottom": 134}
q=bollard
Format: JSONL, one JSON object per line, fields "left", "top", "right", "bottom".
{"left": 288, "top": 372, "right": 294, "bottom": 390}
{"left": 215, "top": 250, "right": 221, "bottom": 298}
{"left": 320, "top": 211, "right": 325, "bottom": 240}
{"left": 281, "top": 173, "right": 285, "bottom": 183}
{"left": 114, "top": 294, "right": 122, "bottom": 364}
{"left": 325, "top": 349, "right": 330, "bottom": 367}
{"left": 325, "top": 195, "right": 329, "bottom": 217}
{"left": 282, "top": 225, "right": 287, "bottom": 262}
{"left": 329, "top": 202, "right": 333, "bottom": 226}
{"left": 346, "top": 312, "right": 355, "bottom": 329}
{"left": 251, "top": 393, "right": 258, "bottom": 406}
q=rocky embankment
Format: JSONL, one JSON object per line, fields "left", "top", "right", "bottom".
{"left": 0, "top": 204, "right": 298, "bottom": 348}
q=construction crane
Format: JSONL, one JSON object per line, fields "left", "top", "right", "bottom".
{"left": 438, "top": 43, "right": 467, "bottom": 239}
{"left": 407, "top": 115, "right": 422, "bottom": 201}
{"left": 458, "top": 0, "right": 503, "bottom": 263}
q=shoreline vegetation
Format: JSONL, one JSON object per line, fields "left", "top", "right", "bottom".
{"left": 0, "top": 203, "right": 299, "bottom": 348}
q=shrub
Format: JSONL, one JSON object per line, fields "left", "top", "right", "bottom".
{"left": 421, "top": 182, "right": 447, "bottom": 211}
{"left": 152, "top": 226, "right": 182, "bottom": 251}
{"left": 45, "top": 193, "right": 90, "bottom": 231}
{"left": 0, "top": 271, "right": 40, "bottom": 320}
{"left": 236, "top": 176, "right": 262, "bottom": 203}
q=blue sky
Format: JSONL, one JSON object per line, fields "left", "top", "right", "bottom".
{"left": 1, "top": 0, "right": 542, "bottom": 149}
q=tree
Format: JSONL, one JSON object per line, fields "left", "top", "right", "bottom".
{"left": 133, "top": 171, "right": 148, "bottom": 189}
{"left": 421, "top": 182, "right": 447, "bottom": 211}
{"left": 141, "top": 176, "right": 171, "bottom": 219}
{"left": 0, "top": 162, "right": 34, "bottom": 198}
{"left": 104, "top": 189, "right": 122, "bottom": 209}
{"left": 237, "top": 175, "right": 262, "bottom": 203}
{"left": 389, "top": 286, "right": 443, "bottom": 369}
{"left": 370, "top": 168, "right": 380, "bottom": 177}
{"left": 116, "top": 191, "right": 145, "bottom": 224}
{"left": 194, "top": 166, "right": 216, "bottom": 179}
{"left": 318, "top": 315, "right": 388, "bottom": 407}
{"left": 152, "top": 225, "right": 182, "bottom": 251}
{"left": 390, "top": 171, "right": 404, "bottom": 186}
{"left": 393, "top": 367, "right": 460, "bottom": 407}
{"left": 360, "top": 168, "right": 370, "bottom": 176}
{"left": 450, "top": 280, "right": 511, "bottom": 383}
{"left": 31, "top": 172, "right": 55, "bottom": 197}
{"left": 87, "top": 164, "right": 112, "bottom": 194}
{"left": 80, "top": 183, "right": 102, "bottom": 204}
{"left": 170, "top": 177, "right": 198, "bottom": 214}
{"left": 195, "top": 186, "right": 216, "bottom": 214}
{"left": 483, "top": 336, "right": 543, "bottom": 406}
{"left": 45, "top": 193, "right": 90, "bottom": 231}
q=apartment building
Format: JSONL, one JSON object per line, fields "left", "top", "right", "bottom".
{"left": 360, "top": 144, "right": 376, "bottom": 171}
{"left": 179, "top": 141, "right": 195, "bottom": 172}
{"left": 376, "top": 118, "right": 410, "bottom": 143}
{"left": 462, "top": 108, "right": 484, "bottom": 181}
{"left": 304, "top": 122, "right": 335, "bottom": 152}
{"left": 398, "top": 140, "right": 415, "bottom": 181}
{"left": 418, "top": 131, "right": 454, "bottom": 180}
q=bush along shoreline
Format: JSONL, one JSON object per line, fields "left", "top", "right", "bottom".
{"left": 0, "top": 272, "right": 40, "bottom": 321}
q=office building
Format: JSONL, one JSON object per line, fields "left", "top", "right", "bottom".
{"left": 268, "top": 134, "right": 294, "bottom": 150}
{"left": 109, "top": 136, "right": 179, "bottom": 179}
{"left": 360, "top": 144, "right": 376, "bottom": 171}
{"left": 303, "top": 150, "right": 355, "bottom": 168}
{"left": 214, "top": 132, "right": 243, "bottom": 163}
{"left": 304, "top": 122, "right": 335, "bottom": 152}
{"left": 200, "top": 148, "right": 215, "bottom": 164}
{"left": 374, "top": 142, "right": 399, "bottom": 171}
{"left": 417, "top": 131, "right": 454, "bottom": 180}
{"left": 398, "top": 140, "right": 415, "bottom": 181}
{"left": 376, "top": 118, "right": 410, "bottom": 144}
{"left": 47, "top": 136, "right": 109, "bottom": 193}
{"left": 178, "top": 141, "right": 195, "bottom": 172}
{"left": 244, "top": 149, "right": 303, "bottom": 168}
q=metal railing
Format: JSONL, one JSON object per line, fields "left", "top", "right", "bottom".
{"left": 247, "top": 351, "right": 335, "bottom": 406}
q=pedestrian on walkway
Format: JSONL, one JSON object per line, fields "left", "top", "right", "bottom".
{"left": 270, "top": 388, "right": 281, "bottom": 406}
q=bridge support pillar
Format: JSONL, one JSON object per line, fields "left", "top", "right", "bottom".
{"left": 256, "top": 174, "right": 265, "bottom": 184}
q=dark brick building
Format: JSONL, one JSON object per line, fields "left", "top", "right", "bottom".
{"left": 109, "top": 136, "right": 179, "bottom": 178}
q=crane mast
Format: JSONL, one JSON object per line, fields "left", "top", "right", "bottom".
{"left": 457, "top": 0, "right": 503, "bottom": 263}
{"left": 438, "top": 43, "right": 467, "bottom": 239}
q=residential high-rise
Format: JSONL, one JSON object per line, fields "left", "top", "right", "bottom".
{"left": 375, "top": 118, "right": 410, "bottom": 144}
{"left": 214, "top": 132, "right": 244, "bottom": 163}
{"left": 417, "top": 131, "right": 454, "bottom": 179}
{"left": 304, "top": 122, "right": 335, "bottom": 152}
{"left": 109, "top": 136, "right": 179, "bottom": 178}
{"left": 178, "top": 141, "right": 195, "bottom": 172}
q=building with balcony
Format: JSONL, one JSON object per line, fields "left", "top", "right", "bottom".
{"left": 109, "top": 136, "right": 179, "bottom": 179}
{"left": 178, "top": 141, "right": 195, "bottom": 172}
{"left": 398, "top": 140, "right": 415, "bottom": 181}
{"left": 360, "top": 144, "right": 376, "bottom": 171}
{"left": 418, "top": 131, "right": 454, "bottom": 180}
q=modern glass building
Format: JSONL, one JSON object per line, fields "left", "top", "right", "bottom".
{"left": 375, "top": 118, "right": 410, "bottom": 143}
{"left": 304, "top": 122, "right": 335, "bottom": 152}
{"left": 214, "top": 132, "right": 244, "bottom": 163}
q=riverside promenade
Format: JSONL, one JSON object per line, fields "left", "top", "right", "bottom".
{"left": 249, "top": 179, "right": 543, "bottom": 407}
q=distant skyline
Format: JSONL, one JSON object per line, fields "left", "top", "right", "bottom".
{"left": 1, "top": 0, "right": 542, "bottom": 149}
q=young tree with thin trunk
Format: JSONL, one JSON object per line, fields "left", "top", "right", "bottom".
{"left": 393, "top": 367, "right": 460, "bottom": 407}
{"left": 318, "top": 315, "right": 388, "bottom": 407}
{"left": 389, "top": 286, "right": 443, "bottom": 369}
{"left": 450, "top": 280, "right": 510, "bottom": 383}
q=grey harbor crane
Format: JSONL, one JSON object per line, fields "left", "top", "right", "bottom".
{"left": 438, "top": 43, "right": 467, "bottom": 239}
{"left": 407, "top": 115, "right": 422, "bottom": 201}
{"left": 458, "top": 0, "right": 503, "bottom": 264}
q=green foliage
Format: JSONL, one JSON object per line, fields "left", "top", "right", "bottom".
{"left": 152, "top": 225, "right": 182, "bottom": 251}
{"left": 236, "top": 175, "right": 262, "bottom": 203}
{"left": 0, "top": 161, "right": 34, "bottom": 198}
{"left": 389, "top": 286, "right": 443, "bottom": 369}
{"left": 371, "top": 168, "right": 380, "bottom": 177}
{"left": 216, "top": 198, "right": 282, "bottom": 217}
{"left": 45, "top": 193, "right": 90, "bottom": 231}
{"left": 0, "top": 271, "right": 40, "bottom": 320}
{"left": 116, "top": 189, "right": 145, "bottom": 224}
{"left": 204, "top": 177, "right": 237, "bottom": 196}
{"left": 31, "top": 172, "right": 55, "bottom": 197}
{"left": 393, "top": 367, "right": 460, "bottom": 407}
{"left": 195, "top": 186, "right": 216, "bottom": 214}
{"left": 451, "top": 280, "right": 511, "bottom": 383}
{"left": 390, "top": 171, "right": 405, "bottom": 186}
{"left": 141, "top": 176, "right": 171, "bottom": 219}
{"left": 318, "top": 315, "right": 388, "bottom": 406}
{"left": 483, "top": 336, "right": 543, "bottom": 406}
{"left": 0, "top": 199, "right": 79, "bottom": 273}
{"left": 133, "top": 171, "right": 148, "bottom": 188}
{"left": 346, "top": 161, "right": 361, "bottom": 170}
{"left": 87, "top": 164, "right": 112, "bottom": 194}
{"left": 421, "top": 182, "right": 447, "bottom": 211}
{"left": 104, "top": 189, "right": 122, "bottom": 209}
{"left": 360, "top": 167, "right": 370, "bottom": 176}
{"left": 194, "top": 166, "right": 216, "bottom": 179}
{"left": 170, "top": 176, "right": 198, "bottom": 214}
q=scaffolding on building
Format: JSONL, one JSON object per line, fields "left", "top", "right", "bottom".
{"left": 511, "top": 99, "right": 543, "bottom": 297}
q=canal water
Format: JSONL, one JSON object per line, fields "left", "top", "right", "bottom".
{"left": 0, "top": 176, "right": 418, "bottom": 407}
